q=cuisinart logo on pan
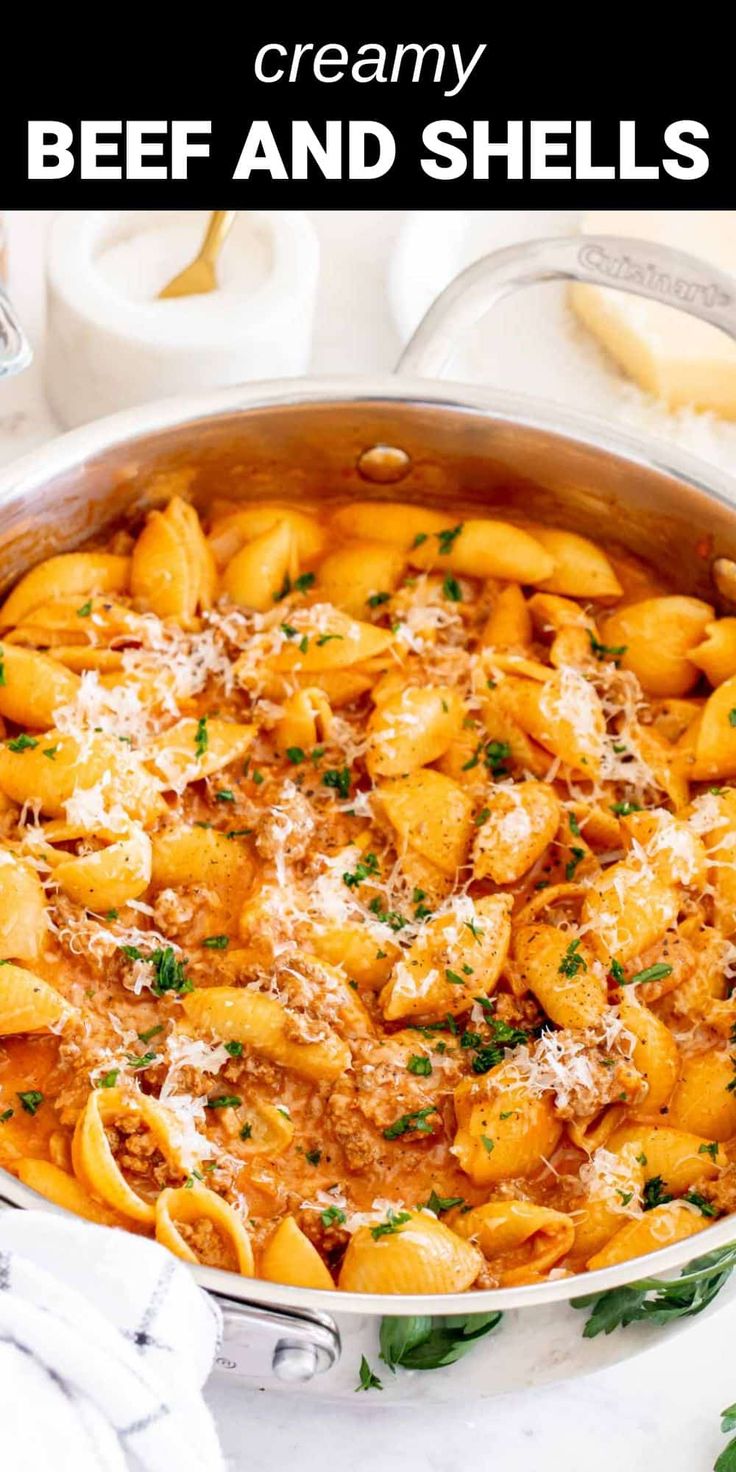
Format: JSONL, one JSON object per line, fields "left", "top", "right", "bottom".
{"left": 579, "top": 243, "right": 731, "bottom": 308}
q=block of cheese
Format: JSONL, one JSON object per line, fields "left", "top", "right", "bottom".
{"left": 570, "top": 211, "right": 736, "bottom": 418}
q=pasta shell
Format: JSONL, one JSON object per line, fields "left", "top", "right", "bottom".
{"left": 0, "top": 963, "right": 71, "bottom": 1035}
{"left": 367, "top": 686, "right": 465, "bottom": 777}
{"left": 338, "top": 1211, "right": 482, "bottom": 1294}
{"left": 54, "top": 827, "right": 152, "bottom": 911}
{"left": 0, "top": 554, "right": 130, "bottom": 628}
{"left": 0, "top": 730, "right": 164, "bottom": 826}
{"left": 329, "top": 502, "right": 454, "bottom": 549}
{"left": 512, "top": 924, "right": 606, "bottom": 1029}
{"left": 600, "top": 597, "right": 713, "bottom": 697}
{"left": 453, "top": 1072, "right": 562, "bottom": 1186}
{"left": 72, "top": 1087, "right": 192, "bottom": 1225}
{"left": 222, "top": 520, "right": 296, "bottom": 611}
{"left": 530, "top": 528, "right": 622, "bottom": 599}
{"left": 261, "top": 1216, "right": 335, "bottom": 1290}
{"left": 0, "top": 645, "right": 80, "bottom": 728}
{"left": 480, "top": 583, "right": 533, "bottom": 650}
{"left": 151, "top": 824, "right": 254, "bottom": 896}
{"left": 235, "top": 1102, "right": 294, "bottom": 1158}
{"left": 209, "top": 506, "right": 325, "bottom": 567}
{"left": 496, "top": 669, "right": 605, "bottom": 776}
{"left": 473, "top": 781, "right": 560, "bottom": 884}
{"left": 376, "top": 770, "right": 473, "bottom": 876}
{"left": 451, "top": 1200, "right": 575, "bottom": 1285}
{"left": 274, "top": 688, "right": 333, "bottom": 753}
{"left": 408, "top": 520, "right": 554, "bottom": 584}
{"left": 273, "top": 609, "right": 394, "bottom": 672}
{"left": 0, "top": 849, "right": 49, "bottom": 962}
{"left": 691, "top": 674, "right": 736, "bottom": 780}
{"left": 155, "top": 1182, "right": 254, "bottom": 1274}
{"left": 16, "top": 1158, "right": 123, "bottom": 1226}
{"left": 667, "top": 1050, "right": 736, "bottom": 1140}
{"left": 380, "top": 894, "right": 512, "bottom": 1022}
{"left": 690, "top": 618, "right": 736, "bottom": 687}
{"left": 586, "top": 1201, "right": 709, "bottom": 1270}
{"left": 607, "top": 1124, "right": 725, "bottom": 1195}
{"left": 316, "top": 541, "right": 405, "bottom": 618}
{"left": 131, "top": 497, "right": 216, "bottom": 623}
{"left": 182, "top": 987, "right": 351, "bottom": 1083}
{"left": 145, "top": 718, "right": 255, "bottom": 790}
{"left": 617, "top": 995, "right": 679, "bottom": 1114}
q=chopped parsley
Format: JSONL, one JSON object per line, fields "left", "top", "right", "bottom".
{"left": 683, "top": 1191, "right": 717, "bottom": 1217}
{"left": 370, "top": 1209, "right": 411, "bottom": 1240}
{"left": 642, "top": 1175, "right": 672, "bottom": 1211}
{"left": 322, "top": 767, "right": 351, "bottom": 799}
{"left": 558, "top": 938, "right": 587, "bottom": 977}
{"left": 17, "top": 1090, "right": 43, "bottom": 1115}
{"left": 320, "top": 1205, "right": 347, "bottom": 1227}
{"left": 0, "top": 1108, "right": 13, "bottom": 1122}
{"left": 203, "top": 935, "right": 230, "bottom": 949}
{"left": 442, "top": 574, "right": 462, "bottom": 603}
{"left": 294, "top": 571, "right": 315, "bottom": 594}
{"left": 194, "top": 716, "right": 208, "bottom": 758}
{"left": 356, "top": 1355, "right": 383, "bottom": 1392}
{"left": 150, "top": 947, "right": 193, "bottom": 996}
{"left": 436, "top": 523, "right": 463, "bottom": 554}
{"left": 422, "top": 1190, "right": 465, "bottom": 1215}
{"left": 305, "top": 1148, "right": 321, "bottom": 1166}
{"left": 126, "top": 1051, "right": 157, "bottom": 1071}
{"left": 588, "top": 631, "right": 628, "bottom": 662}
{"left": 729, "top": 709, "right": 736, "bottom": 728}
{"left": 7, "top": 734, "right": 38, "bottom": 752}
{"left": 625, "top": 963, "right": 673, "bottom": 987}
{"left": 285, "top": 746, "right": 306, "bottom": 765}
{"left": 76, "top": 599, "right": 93, "bottom": 617}
{"left": 367, "top": 591, "right": 390, "bottom": 607}
{"left": 699, "top": 1141, "right": 719, "bottom": 1160}
{"left": 137, "top": 1024, "right": 163, "bottom": 1044}
{"left": 406, "top": 1054, "right": 432, "bottom": 1076}
{"left": 383, "top": 1105, "right": 438, "bottom": 1140}
{"left": 207, "top": 1094, "right": 242, "bottom": 1109}
{"left": 565, "top": 846, "right": 586, "bottom": 880}
{"left": 610, "top": 800, "right": 641, "bottom": 816}
{"left": 224, "top": 1040, "right": 244, "bottom": 1057}
{"left": 485, "top": 740, "right": 510, "bottom": 775}
{"left": 343, "top": 852, "right": 379, "bottom": 889}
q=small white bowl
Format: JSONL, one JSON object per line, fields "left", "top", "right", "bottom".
{"left": 45, "top": 210, "right": 320, "bottom": 427}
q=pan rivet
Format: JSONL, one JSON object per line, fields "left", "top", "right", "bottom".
{"left": 272, "top": 1341, "right": 320, "bottom": 1382}
{"left": 712, "top": 557, "right": 736, "bottom": 607}
{"left": 357, "top": 444, "right": 411, "bottom": 484}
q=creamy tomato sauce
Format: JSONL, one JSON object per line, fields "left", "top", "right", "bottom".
{"left": 0, "top": 492, "right": 734, "bottom": 1294}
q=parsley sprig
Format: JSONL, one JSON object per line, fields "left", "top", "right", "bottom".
{"left": 379, "top": 1312, "right": 503, "bottom": 1371}
{"left": 572, "top": 1244, "right": 736, "bottom": 1337}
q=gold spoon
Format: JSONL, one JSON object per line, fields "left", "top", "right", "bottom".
{"left": 158, "top": 210, "right": 237, "bottom": 299}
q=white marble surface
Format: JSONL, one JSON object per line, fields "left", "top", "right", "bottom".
{"left": 2, "top": 208, "right": 735, "bottom": 1471}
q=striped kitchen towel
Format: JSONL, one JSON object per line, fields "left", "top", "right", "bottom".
{"left": 0, "top": 1210, "right": 224, "bottom": 1472}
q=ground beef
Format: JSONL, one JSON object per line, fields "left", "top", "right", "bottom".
{"left": 177, "top": 1217, "right": 238, "bottom": 1271}
{"left": 552, "top": 1052, "right": 646, "bottom": 1122}
{"left": 701, "top": 1166, "right": 736, "bottom": 1216}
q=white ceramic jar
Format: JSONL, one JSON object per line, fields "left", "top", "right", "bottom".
{"left": 45, "top": 210, "right": 320, "bottom": 427}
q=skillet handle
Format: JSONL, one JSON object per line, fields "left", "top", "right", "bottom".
{"left": 0, "top": 285, "right": 32, "bottom": 379}
{"left": 395, "top": 233, "right": 736, "bottom": 380}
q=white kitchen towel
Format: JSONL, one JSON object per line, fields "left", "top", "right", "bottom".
{"left": 0, "top": 1210, "right": 225, "bottom": 1472}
